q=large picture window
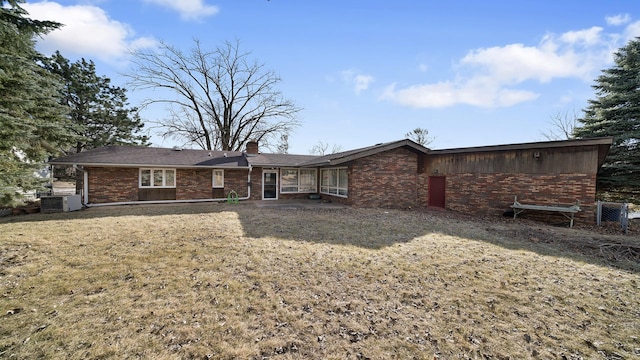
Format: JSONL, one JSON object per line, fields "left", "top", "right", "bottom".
{"left": 320, "top": 168, "right": 347, "bottom": 197}
{"left": 212, "top": 169, "right": 224, "bottom": 188}
{"left": 139, "top": 168, "right": 176, "bottom": 188}
{"left": 280, "top": 168, "right": 317, "bottom": 193}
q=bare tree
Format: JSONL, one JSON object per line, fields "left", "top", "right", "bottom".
{"left": 127, "top": 39, "right": 301, "bottom": 151}
{"left": 405, "top": 127, "right": 434, "bottom": 146}
{"left": 274, "top": 134, "right": 289, "bottom": 154}
{"left": 541, "top": 110, "right": 579, "bottom": 141}
{"left": 309, "top": 141, "right": 342, "bottom": 155}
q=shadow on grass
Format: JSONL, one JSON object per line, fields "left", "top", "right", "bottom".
{"left": 0, "top": 201, "right": 234, "bottom": 223}
{"left": 2, "top": 201, "right": 638, "bottom": 273}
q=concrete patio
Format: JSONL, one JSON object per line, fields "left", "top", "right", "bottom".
{"left": 251, "top": 199, "right": 347, "bottom": 210}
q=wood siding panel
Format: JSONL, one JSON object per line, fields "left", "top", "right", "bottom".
{"left": 424, "top": 146, "right": 600, "bottom": 175}
{"left": 138, "top": 188, "right": 177, "bottom": 201}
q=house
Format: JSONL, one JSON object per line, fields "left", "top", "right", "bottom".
{"left": 49, "top": 137, "right": 613, "bottom": 223}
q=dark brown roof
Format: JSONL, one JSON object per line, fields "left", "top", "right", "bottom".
{"left": 247, "top": 153, "right": 319, "bottom": 167}
{"left": 300, "top": 139, "right": 430, "bottom": 166}
{"left": 49, "top": 146, "right": 249, "bottom": 168}
{"left": 48, "top": 137, "right": 613, "bottom": 169}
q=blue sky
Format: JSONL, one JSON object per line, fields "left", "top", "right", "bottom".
{"left": 22, "top": 0, "right": 640, "bottom": 154}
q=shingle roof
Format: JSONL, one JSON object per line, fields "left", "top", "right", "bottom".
{"left": 300, "top": 139, "right": 430, "bottom": 166}
{"left": 49, "top": 145, "right": 249, "bottom": 168}
{"left": 49, "top": 137, "right": 607, "bottom": 170}
{"left": 247, "top": 153, "right": 319, "bottom": 167}
{"left": 48, "top": 140, "right": 430, "bottom": 168}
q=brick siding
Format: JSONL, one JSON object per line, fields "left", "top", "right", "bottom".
{"left": 423, "top": 172, "right": 597, "bottom": 222}
{"left": 85, "top": 144, "right": 602, "bottom": 227}
{"left": 176, "top": 169, "right": 212, "bottom": 200}
{"left": 341, "top": 148, "right": 418, "bottom": 208}
{"left": 249, "top": 169, "right": 263, "bottom": 200}
{"left": 87, "top": 167, "right": 138, "bottom": 203}
{"left": 87, "top": 167, "right": 249, "bottom": 204}
{"left": 224, "top": 170, "right": 250, "bottom": 198}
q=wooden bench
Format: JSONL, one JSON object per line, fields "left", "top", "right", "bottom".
{"left": 510, "top": 196, "right": 581, "bottom": 228}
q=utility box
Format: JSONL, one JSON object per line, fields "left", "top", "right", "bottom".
{"left": 41, "top": 195, "right": 82, "bottom": 213}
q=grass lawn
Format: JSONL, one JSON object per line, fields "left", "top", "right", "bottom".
{"left": 1, "top": 203, "right": 639, "bottom": 359}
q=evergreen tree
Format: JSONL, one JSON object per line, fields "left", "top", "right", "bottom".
{"left": 574, "top": 37, "right": 640, "bottom": 202}
{"left": 44, "top": 51, "right": 149, "bottom": 153}
{"left": 574, "top": 38, "right": 640, "bottom": 202}
{"left": 42, "top": 52, "right": 149, "bottom": 194}
{"left": 0, "top": 0, "right": 74, "bottom": 206}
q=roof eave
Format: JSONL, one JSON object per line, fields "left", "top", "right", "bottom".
{"left": 429, "top": 137, "right": 614, "bottom": 155}
{"left": 302, "top": 139, "right": 430, "bottom": 166}
{"left": 48, "top": 161, "right": 251, "bottom": 169}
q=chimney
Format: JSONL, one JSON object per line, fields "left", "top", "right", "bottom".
{"left": 246, "top": 140, "right": 259, "bottom": 154}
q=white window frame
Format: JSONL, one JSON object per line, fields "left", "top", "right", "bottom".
{"left": 139, "top": 168, "right": 176, "bottom": 188}
{"left": 212, "top": 169, "right": 224, "bottom": 188}
{"left": 320, "top": 167, "right": 348, "bottom": 197}
{"left": 280, "top": 168, "right": 317, "bottom": 194}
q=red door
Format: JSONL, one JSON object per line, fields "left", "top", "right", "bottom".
{"left": 428, "top": 176, "right": 446, "bottom": 208}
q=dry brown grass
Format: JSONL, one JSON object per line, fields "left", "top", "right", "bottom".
{"left": 1, "top": 203, "right": 639, "bottom": 359}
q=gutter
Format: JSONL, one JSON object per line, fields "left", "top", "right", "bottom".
{"left": 48, "top": 162, "right": 251, "bottom": 170}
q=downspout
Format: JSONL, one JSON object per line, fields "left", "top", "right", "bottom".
{"left": 49, "top": 164, "right": 55, "bottom": 196}
{"left": 244, "top": 165, "right": 252, "bottom": 200}
{"left": 83, "top": 167, "right": 88, "bottom": 205}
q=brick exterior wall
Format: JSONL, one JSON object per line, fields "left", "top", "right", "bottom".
{"left": 176, "top": 169, "right": 211, "bottom": 200}
{"left": 87, "top": 167, "right": 249, "bottom": 204}
{"left": 176, "top": 168, "right": 248, "bottom": 200}
{"left": 249, "top": 169, "right": 263, "bottom": 200}
{"left": 341, "top": 148, "right": 418, "bottom": 208}
{"left": 224, "top": 169, "right": 250, "bottom": 198}
{"left": 421, "top": 172, "right": 597, "bottom": 222}
{"left": 85, "top": 144, "right": 602, "bottom": 227}
{"left": 419, "top": 144, "right": 604, "bottom": 225}
{"left": 87, "top": 167, "right": 138, "bottom": 203}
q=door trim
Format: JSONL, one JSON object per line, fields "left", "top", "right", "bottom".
{"left": 262, "top": 169, "right": 278, "bottom": 200}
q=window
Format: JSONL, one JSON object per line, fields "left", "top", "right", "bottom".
{"left": 299, "top": 169, "right": 317, "bottom": 192}
{"left": 212, "top": 169, "right": 224, "bottom": 188}
{"left": 280, "top": 168, "right": 317, "bottom": 193}
{"left": 320, "top": 168, "right": 347, "bottom": 197}
{"left": 139, "top": 168, "right": 176, "bottom": 188}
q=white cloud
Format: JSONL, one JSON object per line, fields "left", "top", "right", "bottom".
{"left": 142, "top": 0, "right": 219, "bottom": 21}
{"left": 340, "top": 70, "right": 374, "bottom": 95}
{"left": 623, "top": 20, "right": 640, "bottom": 42}
{"left": 606, "top": 14, "right": 631, "bottom": 26}
{"left": 381, "top": 23, "right": 628, "bottom": 109}
{"left": 354, "top": 75, "right": 374, "bottom": 95}
{"left": 23, "top": 1, "right": 156, "bottom": 63}
{"left": 559, "top": 26, "right": 604, "bottom": 46}
{"left": 380, "top": 80, "right": 538, "bottom": 109}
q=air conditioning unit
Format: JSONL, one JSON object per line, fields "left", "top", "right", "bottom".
{"left": 41, "top": 195, "right": 82, "bottom": 213}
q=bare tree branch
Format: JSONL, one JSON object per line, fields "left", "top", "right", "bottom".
{"left": 126, "top": 39, "right": 302, "bottom": 150}
{"left": 541, "top": 110, "right": 579, "bottom": 141}
{"left": 405, "top": 127, "right": 434, "bottom": 146}
{"left": 309, "top": 141, "right": 342, "bottom": 155}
